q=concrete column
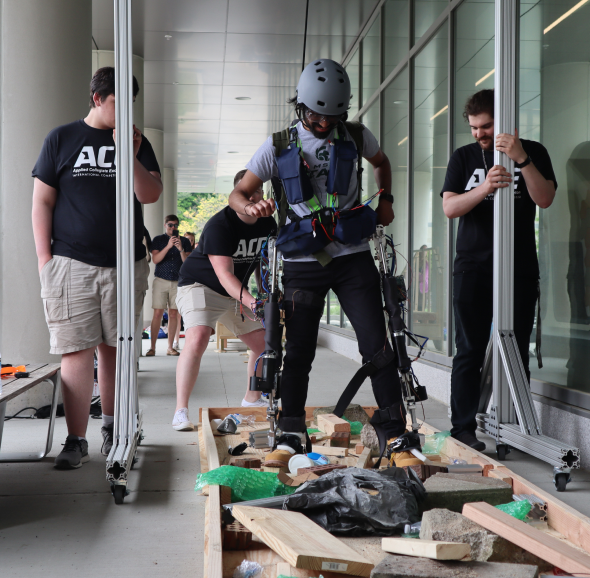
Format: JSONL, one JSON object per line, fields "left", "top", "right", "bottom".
{"left": 162, "top": 168, "right": 177, "bottom": 218}
{"left": 92, "top": 50, "right": 144, "bottom": 132}
{"left": 0, "top": 0, "right": 91, "bottom": 406}
{"left": 142, "top": 128, "right": 164, "bottom": 325}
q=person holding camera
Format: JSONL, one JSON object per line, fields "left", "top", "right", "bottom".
{"left": 146, "top": 214, "right": 192, "bottom": 356}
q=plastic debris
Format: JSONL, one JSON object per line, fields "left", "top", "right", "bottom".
{"left": 421, "top": 431, "right": 451, "bottom": 454}
{"left": 233, "top": 560, "right": 263, "bottom": 578}
{"left": 195, "top": 465, "right": 297, "bottom": 502}
{"left": 307, "top": 428, "right": 321, "bottom": 434}
{"left": 343, "top": 417, "right": 363, "bottom": 435}
{"left": 496, "top": 500, "right": 531, "bottom": 521}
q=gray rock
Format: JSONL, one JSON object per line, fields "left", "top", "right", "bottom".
{"left": 361, "top": 423, "right": 380, "bottom": 450}
{"left": 429, "top": 472, "right": 512, "bottom": 489}
{"left": 421, "top": 476, "right": 513, "bottom": 512}
{"left": 420, "top": 508, "right": 552, "bottom": 571}
{"left": 371, "top": 554, "right": 538, "bottom": 578}
{"left": 313, "top": 404, "right": 370, "bottom": 425}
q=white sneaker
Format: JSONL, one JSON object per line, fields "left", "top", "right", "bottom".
{"left": 173, "top": 341, "right": 180, "bottom": 350}
{"left": 241, "top": 398, "right": 269, "bottom": 408}
{"left": 172, "top": 408, "right": 194, "bottom": 431}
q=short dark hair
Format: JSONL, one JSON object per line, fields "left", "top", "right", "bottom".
{"left": 463, "top": 89, "right": 494, "bottom": 121}
{"left": 234, "top": 169, "right": 248, "bottom": 186}
{"left": 164, "top": 214, "right": 179, "bottom": 223}
{"left": 89, "top": 66, "right": 140, "bottom": 108}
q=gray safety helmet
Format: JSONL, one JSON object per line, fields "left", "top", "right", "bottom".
{"left": 296, "top": 58, "right": 351, "bottom": 116}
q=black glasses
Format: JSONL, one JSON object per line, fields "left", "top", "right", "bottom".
{"left": 305, "top": 109, "right": 342, "bottom": 124}
{"left": 166, "top": 222, "right": 178, "bottom": 228}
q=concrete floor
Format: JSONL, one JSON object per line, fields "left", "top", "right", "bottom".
{"left": 1, "top": 339, "right": 590, "bottom": 577}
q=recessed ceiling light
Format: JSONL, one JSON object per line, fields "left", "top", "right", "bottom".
{"left": 235, "top": 96, "right": 251, "bottom": 100}
{"left": 165, "top": 34, "right": 172, "bottom": 40}
{"left": 173, "top": 82, "right": 179, "bottom": 85}
{"left": 393, "top": 101, "right": 404, "bottom": 104}
{"left": 227, "top": 151, "right": 239, "bottom": 154}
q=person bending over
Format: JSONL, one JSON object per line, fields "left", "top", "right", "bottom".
{"left": 171, "top": 170, "right": 276, "bottom": 431}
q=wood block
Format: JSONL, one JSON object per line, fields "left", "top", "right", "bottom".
{"left": 262, "top": 464, "right": 290, "bottom": 474}
{"left": 462, "top": 501, "right": 590, "bottom": 574}
{"left": 296, "top": 464, "right": 347, "bottom": 477}
{"left": 219, "top": 485, "right": 232, "bottom": 506}
{"left": 232, "top": 505, "right": 374, "bottom": 576}
{"left": 311, "top": 445, "right": 348, "bottom": 457}
{"left": 223, "top": 521, "right": 252, "bottom": 550}
{"left": 488, "top": 468, "right": 513, "bottom": 486}
{"left": 330, "top": 431, "right": 351, "bottom": 448}
{"left": 229, "top": 457, "right": 262, "bottom": 469}
{"left": 381, "top": 537, "right": 470, "bottom": 561}
{"left": 472, "top": 457, "right": 493, "bottom": 476}
{"left": 355, "top": 444, "right": 365, "bottom": 455}
{"left": 310, "top": 436, "right": 317, "bottom": 444}
{"left": 317, "top": 413, "right": 350, "bottom": 435}
{"left": 402, "top": 463, "right": 448, "bottom": 482}
{"left": 355, "top": 447, "right": 372, "bottom": 469}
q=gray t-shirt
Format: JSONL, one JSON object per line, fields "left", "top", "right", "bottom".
{"left": 246, "top": 121, "right": 380, "bottom": 261}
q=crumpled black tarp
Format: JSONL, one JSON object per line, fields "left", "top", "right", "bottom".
{"left": 283, "top": 467, "right": 424, "bottom": 536}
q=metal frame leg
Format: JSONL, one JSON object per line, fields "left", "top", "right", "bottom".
{"left": 0, "top": 372, "right": 60, "bottom": 462}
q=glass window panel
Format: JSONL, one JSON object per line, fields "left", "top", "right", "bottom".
{"left": 342, "top": 311, "right": 352, "bottom": 329}
{"left": 452, "top": 0, "right": 494, "bottom": 355}
{"left": 383, "top": 1, "right": 410, "bottom": 79}
{"left": 414, "top": 0, "right": 448, "bottom": 44}
{"left": 328, "top": 290, "right": 341, "bottom": 327}
{"left": 382, "top": 67, "right": 410, "bottom": 270}
{"left": 411, "top": 24, "right": 448, "bottom": 354}
{"left": 362, "top": 14, "right": 381, "bottom": 106}
{"left": 361, "top": 99, "right": 380, "bottom": 201}
{"left": 320, "top": 294, "right": 328, "bottom": 325}
{"left": 346, "top": 48, "right": 360, "bottom": 119}
{"left": 520, "top": 0, "right": 590, "bottom": 395}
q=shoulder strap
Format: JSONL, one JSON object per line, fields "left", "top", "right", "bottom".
{"left": 343, "top": 121, "right": 364, "bottom": 202}
{"left": 271, "top": 127, "right": 292, "bottom": 229}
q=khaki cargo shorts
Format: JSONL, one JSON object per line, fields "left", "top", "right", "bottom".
{"left": 152, "top": 276, "right": 178, "bottom": 310}
{"left": 176, "top": 282, "right": 263, "bottom": 336}
{"left": 40, "top": 255, "right": 149, "bottom": 355}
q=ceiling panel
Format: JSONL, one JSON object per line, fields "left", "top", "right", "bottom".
{"left": 227, "top": 0, "right": 306, "bottom": 34}
{"left": 225, "top": 33, "right": 304, "bottom": 64}
{"left": 144, "top": 83, "right": 223, "bottom": 105}
{"left": 221, "top": 84, "right": 295, "bottom": 106}
{"left": 144, "top": 61, "right": 224, "bottom": 85}
{"left": 223, "top": 62, "right": 301, "bottom": 87}
{"left": 220, "top": 104, "right": 292, "bottom": 122}
{"left": 143, "top": 31, "right": 226, "bottom": 61}
{"left": 142, "top": 0, "right": 228, "bottom": 32}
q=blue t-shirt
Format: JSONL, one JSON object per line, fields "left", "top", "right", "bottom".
{"left": 151, "top": 233, "right": 192, "bottom": 281}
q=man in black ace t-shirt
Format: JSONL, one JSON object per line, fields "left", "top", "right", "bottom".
{"left": 442, "top": 89, "right": 557, "bottom": 451}
{"left": 32, "top": 67, "right": 163, "bottom": 469}
{"left": 171, "top": 170, "right": 276, "bottom": 432}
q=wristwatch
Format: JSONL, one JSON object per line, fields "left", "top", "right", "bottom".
{"left": 380, "top": 193, "right": 394, "bottom": 203}
{"left": 515, "top": 156, "right": 532, "bottom": 169}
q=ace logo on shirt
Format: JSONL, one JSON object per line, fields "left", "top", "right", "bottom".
{"left": 233, "top": 237, "right": 267, "bottom": 262}
{"left": 465, "top": 167, "right": 522, "bottom": 199}
{"left": 72, "top": 145, "right": 117, "bottom": 178}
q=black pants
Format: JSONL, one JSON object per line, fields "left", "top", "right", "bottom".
{"left": 451, "top": 271, "right": 538, "bottom": 437}
{"left": 280, "top": 251, "right": 405, "bottom": 438}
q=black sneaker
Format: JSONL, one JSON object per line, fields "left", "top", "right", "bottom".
{"left": 454, "top": 431, "right": 486, "bottom": 452}
{"left": 54, "top": 435, "right": 90, "bottom": 469}
{"left": 101, "top": 424, "right": 114, "bottom": 456}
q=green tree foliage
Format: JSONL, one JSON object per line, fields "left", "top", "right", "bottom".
{"left": 177, "top": 193, "right": 229, "bottom": 239}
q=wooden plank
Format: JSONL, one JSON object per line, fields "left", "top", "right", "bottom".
{"left": 355, "top": 447, "right": 372, "bottom": 469}
{"left": 0, "top": 363, "right": 59, "bottom": 403}
{"left": 223, "top": 543, "right": 285, "bottom": 578}
{"left": 381, "top": 538, "right": 470, "bottom": 560}
{"left": 311, "top": 445, "right": 348, "bottom": 457}
{"left": 317, "top": 414, "right": 350, "bottom": 435}
{"left": 202, "top": 409, "right": 221, "bottom": 470}
{"left": 462, "top": 502, "right": 590, "bottom": 574}
{"left": 276, "top": 562, "right": 365, "bottom": 578}
{"left": 232, "top": 506, "right": 373, "bottom": 577}
{"left": 201, "top": 406, "right": 378, "bottom": 423}
{"left": 355, "top": 444, "right": 365, "bottom": 455}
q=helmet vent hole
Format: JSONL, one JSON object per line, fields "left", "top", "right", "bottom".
{"left": 338, "top": 79, "right": 344, "bottom": 83}
{"left": 314, "top": 61, "right": 322, "bottom": 65}
{"left": 318, "top": 76, "right": 326, "bottom": 82}
{"left": 317, "top": 100, "right": 325, "bottom": 107}
{"left": 337, "top": 103, "right": 344, "bottom": 108}
{"left": 336, "top": 69, "right": 344, "bottom": 74}
{"left": 316, "top": 68, "right": 325, "bottom": 73}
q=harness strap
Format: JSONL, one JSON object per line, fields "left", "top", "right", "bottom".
{"left": 536, "top": 280, "right": 543, "bottom": 369}
{"left": 333, "top": 345, "right": 395, "bottom": 418}
{"left": 283, "top": 287, "right": 326, "bottom": 309}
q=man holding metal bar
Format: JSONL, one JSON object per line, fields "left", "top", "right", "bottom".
{"left": 32, "top": 67, "right": 163, "bottom": 469}
{"left": 441, "top": 89, "right": 556, "bottom": 451}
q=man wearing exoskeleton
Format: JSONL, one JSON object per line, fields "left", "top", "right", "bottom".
{"left": 229, "top": 59, "right": 424, "bottom": 468}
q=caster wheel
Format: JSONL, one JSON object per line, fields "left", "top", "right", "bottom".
{"left": 112, "top": 484, "right": 126, "bottom": 504}
{"left": 496, "top": 444, "right": 508, "bottom": 461}
{"left": 138, "top": 431, "right": 144, "bottom": 446}
{"left": 554, "top": 472, "right": 569, "bottom": 492}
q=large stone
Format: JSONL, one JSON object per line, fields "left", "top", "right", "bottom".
{"left": 430, "top": 473, "right": 512, "bottom": 489}
{"left": 361, "top": 424, "right": 380, "bottom": 450}
{"left": 420, "top": 508, "right": 552, "bottom": 571}
{"left": 371, "top": 554, "right": 538, "bottom": 578}
{"left": 313, "top": 404, "right": 370, "bottom": 425}
{"left": 421, "top": 476, "right": 513, "bottom": 513}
